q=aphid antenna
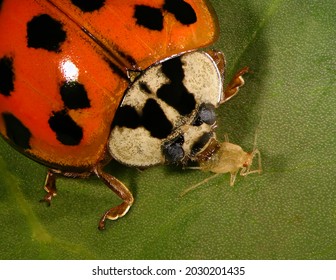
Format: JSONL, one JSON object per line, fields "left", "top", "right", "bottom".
{"left": 246, "top": 117, "right": 263, "bottom": 174}
{"left": 180, "top": 173, "right": 221, "bottom": 197}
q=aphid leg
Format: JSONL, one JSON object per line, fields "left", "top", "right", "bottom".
{"left": 94, "top": 164, "right": 134, "bottom": 230}
{"left": 241, "top": 149, "right": 262, "bottom": 176}
{"left": 223, "top": 133, "right": 230, "bottom": 142}
{"left": 221, "top": 67, "right": 249, "bottom": 104}
{"left": 40, "top": 170, "right": 57, "bottom": 206}
{"left": 229, "top": 171, "right": 239, "bottom": 186}
{"left": 186, "top": 166, "right": 202, "bottom": 170}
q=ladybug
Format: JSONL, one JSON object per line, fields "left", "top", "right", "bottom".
{"left": 0, "top": 0, "right": 251, "bottom": 230}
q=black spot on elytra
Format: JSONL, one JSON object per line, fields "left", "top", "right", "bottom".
{"left": 27, "top": 14, "right": 66, "bottom": 52}
{"left": 0, "top": 0, "right": 3, "bottom": 10}
{"left": 71, "top": 0, "right": 105, "bottom": 12}
{"left": 48, "top": 110, "right": 83, "bottom": 145}
{"left": 2, "top": 113, "right": 31, "bottom": 149}
{"left": 157, "top": 56, "right": 196, "bottom": 115}
{"left": 163, "top": 0, "right": 197, "bottom": 25}
{"left": 134, "top": 5, "right": 163, "bottom": 31}
{"left": 162, "top": 134, "right": 185, "bottom": 163}
{"left": 60, "top": 81, "right": 91, "bottom": 109}
{"left": 0, "top": 56, "right": 15, "bottom": 96}
{"left": 190, "top": 132, "right": 213, "bottom": 157}
{"left": 113, "top": 99, "right": 173, "bottom": 139}
{"left": 192, "top": 103, "right": 216, "bottom": 126}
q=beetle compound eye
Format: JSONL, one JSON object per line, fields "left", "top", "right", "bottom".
{"left": 162, "top": 134, "right": 185, "bottom": 163}
{"left": 192, "top": 103, "right": 216, "bottom": 126}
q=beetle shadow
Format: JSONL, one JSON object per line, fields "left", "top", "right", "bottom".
{"left": 0, "top": 138, "right": 47, "bottom": 201}
{"left": 162, "top": 2, "right": 290, "bottom": 186}
{"left": 209, "top": 1, "right": 286, "bottom": 172}
{"left": 214, "top": 2, "right": 266, "bottom": 141}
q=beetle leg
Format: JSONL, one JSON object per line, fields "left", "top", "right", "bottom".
{"left": 221, "top": 67, "right": 249, "bottom": 104}
{"left": 40, "top": 170, "right": 57, "bottom": 206}
{"left": 206, "top": 50, "right": 226, "bottom": 79}
{"left": 94, "top": 164, "right": 134, "bottom": 230}
{"left": 205, "top": 50, "right": 249, "bottom": 104}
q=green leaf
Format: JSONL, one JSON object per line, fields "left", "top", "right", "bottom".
{"left": 0, "top": 0, "right": 335, "bottom": 259}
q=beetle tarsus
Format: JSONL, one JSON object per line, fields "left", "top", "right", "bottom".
{"left": 94, "top": 164, "right": 134, "bottom": 230}
{"left": 98, "top": 202, "right": 131, "bottom": 230}
{"left": 221, "top": 66, "right": 249, "bottom": 103}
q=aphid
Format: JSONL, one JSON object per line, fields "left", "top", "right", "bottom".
{"left": 181, "top": 133, "right": 262, "bottom": 196}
